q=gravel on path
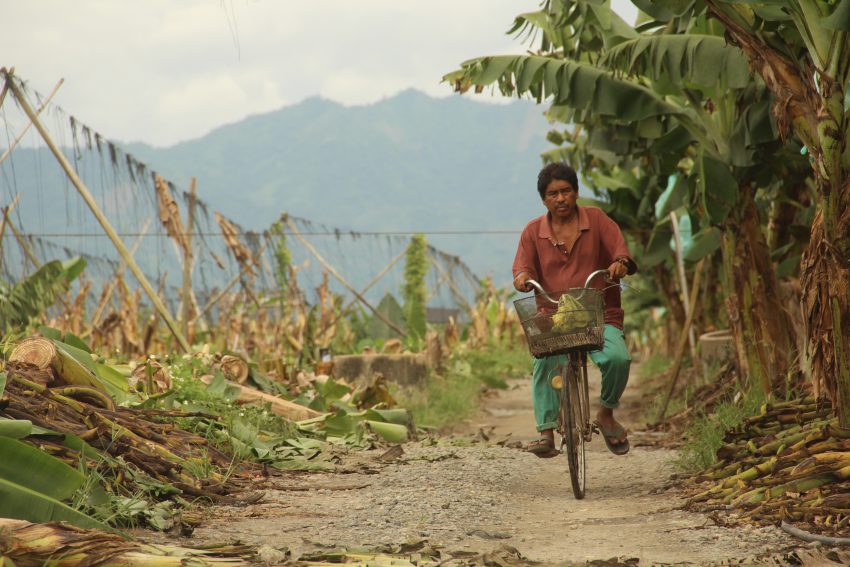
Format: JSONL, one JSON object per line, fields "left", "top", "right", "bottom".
{"left": 164, "top": 365, "right": 803, "bottom": 565}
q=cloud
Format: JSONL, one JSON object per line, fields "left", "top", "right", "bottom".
{"left": 1, "top": 0, "right": 636, "bottom": 146}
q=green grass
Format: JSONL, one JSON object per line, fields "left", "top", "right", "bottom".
{"left": 397, "top": 345, "right": 531, "bottom": 432}
{"left": 676, "top": 388, "right": 766, "bottom": 472}
{"left": 637, "top": 352, "right": 673, "bottom": 380}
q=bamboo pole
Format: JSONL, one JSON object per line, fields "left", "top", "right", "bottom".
{"left": 670, "top": 212, "right": 697, "bottom": 362}
{"left": 0, "top": 193, "right": 22, "bottom": 266}
{"left": 0, "top": 72, "right": 10, "bottom": 112}
{"left": 181, "top": 178, "right": 197, "bottom": 340}
{"left": 2, "top": 71, "right": 190, "bottom": 353}
{"left": 188, "top": 287, "right": 208, "bottom": 332}
{"left": 0, "top": 78, "right": 63, "bottom": 168}
{"left": 427, "top": 250, "right": 471, "bottom": 312}
{"left": 321, "top": 249, "right": 406, "bottom": 338}
{"left": 7, "top": 215, "right": 41, "bottom": 268}
{"left": 655, "top": 257, "right": 706, "bottom": 424}
{"left": 284, "top": 216, "right": 407, "bottom": 338}
{"left": 90, "top": 218, "right": 152, "bottom": 329}
{"left": 240, "top": 276, "right": 262, "bottom": 310}
{"left": 195, "top": 238, "right": 270, "bottom": 322}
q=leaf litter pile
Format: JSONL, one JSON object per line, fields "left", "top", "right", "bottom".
{"left": 0, "top": 329, "right": 423, "bottom": 563}
{"left": 687, "top": 397, "right": 850, "bottom": 541}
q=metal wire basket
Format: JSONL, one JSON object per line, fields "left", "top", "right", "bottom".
{"left": 513, "top": 287, "right": 604, "bottom": 358}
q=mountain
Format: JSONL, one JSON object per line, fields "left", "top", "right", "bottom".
{"left": 122, "top": 90, "right": 553, "bottom": 280}
{"left": 3, "top": 90, "right": 554, "bottom": 284}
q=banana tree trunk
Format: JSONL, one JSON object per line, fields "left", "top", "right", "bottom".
{"left": 721, "top": 189, "right": 798, "bottom": 395}
{"left": 706, "top": 0, "right": 850, "bottom": 423}
{"left": 801, "top": 178, "right": 850, "bottom": 425}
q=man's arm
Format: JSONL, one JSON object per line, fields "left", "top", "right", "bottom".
{"left": 513, "top": 223, "right": 539, "bottom": 292}
{"left": 598, "top": 212, "right": 637, "bottom": 278}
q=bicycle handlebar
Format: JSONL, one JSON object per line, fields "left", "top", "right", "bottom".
{"left": 584, "top": 269, "right": 612, "bottom": 288}
{"left": 524, "top": 279, "right": 559, "bottom": 304}
{"left": 525, "top": 269, "right": 616, "bottom": 299}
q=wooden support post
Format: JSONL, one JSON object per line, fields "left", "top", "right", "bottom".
{"left": 2, "top": 70, "right": 190, "bottom": 353}
{"left": 0, "top": 194, "right": 22, "bottom": 267}
{"left": 670, "top": 212, "right": 698, "bottom": 363}
{"left": 654, "top": 258, "right": 706, "bottom": 424}
{"left": 284, "top": 216, "right": 407, "bottom": 337}
{"left": 181, "top": 177, "right": 197, "bottom": 340}
{"left": 0, "top": 78, "right": 63, "bottom": 168}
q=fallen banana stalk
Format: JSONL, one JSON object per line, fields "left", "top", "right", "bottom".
{"left": 231, "top": 382, "right": 322, "bottom": 421}
{"left": 687, "top": 398, "right": 850, "bottom": 538}
{"left": 2, "top": 371, "right": 248, "bottom": 501}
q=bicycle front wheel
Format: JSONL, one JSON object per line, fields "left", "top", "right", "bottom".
{"left": 560, "top": 354, "right": 586, "bottom": 499}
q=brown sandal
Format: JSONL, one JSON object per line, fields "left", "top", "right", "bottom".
{"left": 527, "top": 437, "right": 558, "bottom": 458}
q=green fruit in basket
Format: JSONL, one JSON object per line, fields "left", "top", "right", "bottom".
{"left": 552, "top": 293, "right": 591, "bottom": 332}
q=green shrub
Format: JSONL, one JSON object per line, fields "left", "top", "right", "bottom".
{"left": 398, "top": 346, "right": 530, "bottom": 431}
{"left": 676, "top": 389, "right": 766, "bottom": 472}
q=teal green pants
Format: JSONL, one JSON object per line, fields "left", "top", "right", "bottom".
{"left": 532, "top": 324, "right": 631, "bottom": 432}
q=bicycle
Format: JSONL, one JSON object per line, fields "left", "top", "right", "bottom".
{"left": 513, "top": 269, "right": 612, "bottom": 499}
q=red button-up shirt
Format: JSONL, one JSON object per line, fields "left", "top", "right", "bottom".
{"left": 512, "top": 206, "right": 635, "bottom": 329}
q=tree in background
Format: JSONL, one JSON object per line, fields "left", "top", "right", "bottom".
{"left": 403, "top": 234, "right": 429, "bottom": 344}
{"left": 696, "top": 0, "right": 850, "bottom": 423}
{"left": 444, "top": 0, "right": 806, "bottom": 395}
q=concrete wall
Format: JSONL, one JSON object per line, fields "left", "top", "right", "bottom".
{"left": 333, "top": 353, "right": 428, "bottom": 387}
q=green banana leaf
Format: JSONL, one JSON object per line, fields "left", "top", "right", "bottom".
{"left": 0, "top": 477, "right": 107, "bottom": 530}
{"left": 684, "top": 226, "right": 723, "bottom": 262}
{"left": 0, "top": 436, "right": 108, "bottom": 529}
{"left": 49, "top": 339, "right": 134, "bottom": 403}
{"left": 0, "top": 436, "right": 85, "bottom": 500}
{"left": 364, "top": 408, "right": 411, "bottom": 426}
{"left": 445, "top": 54, "right": 683, "bottom": 122}
{"left": 365, "top": 421, "right": 408, "bottom": 443}
{"left": 0, "top": 419, "right": 32, "bottom": 439}
{"left": 602, "top": 34, "right": 750, "bottom": 90}
{"left": 63, "top": 331, "right": 94, "bottom": 353}
{"left": 698, "top": 150, "right": 739, "bottom": 224}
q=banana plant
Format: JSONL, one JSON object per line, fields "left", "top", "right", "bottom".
{"left": 445, "top": 0, "right": 812, "bottom": 394}
{"left": 687, "top": 0, "right": 850, "bottom": 422}
{"left": 0, "top": 257, "right": 85, "bottom": 329}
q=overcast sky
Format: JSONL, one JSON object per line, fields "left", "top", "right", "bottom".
{"left": 2, "top": 1, "right": 637, "bottom": 147}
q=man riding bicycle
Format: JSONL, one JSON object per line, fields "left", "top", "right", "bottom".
{"left": 513, "top": 163, "right": 636, "bottom": 458}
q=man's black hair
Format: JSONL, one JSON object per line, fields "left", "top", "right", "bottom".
{"left": 537, "top": 162, "right": 579, "bottom": 199}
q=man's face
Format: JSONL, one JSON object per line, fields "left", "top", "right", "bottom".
{"left": 542, "top": 178, "right": 578, "bottom": 221}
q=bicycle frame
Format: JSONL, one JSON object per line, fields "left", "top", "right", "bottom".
{"left": 523, "top": 270, "right": 611, "bottom": 499}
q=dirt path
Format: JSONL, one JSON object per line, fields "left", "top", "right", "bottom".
{"left": 155, "top": 367, "right": 802, "bottom": 565}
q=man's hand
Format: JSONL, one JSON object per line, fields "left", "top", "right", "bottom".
{"left": 513, "top": 272, "right": 533, "bottom": 292}
{"left": 607, "top": 259, "right": 628, "bottom": 280}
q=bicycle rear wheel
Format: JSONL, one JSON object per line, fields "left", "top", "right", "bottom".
{"left": 560, "top": 354, "right": 586, "bottom": 499}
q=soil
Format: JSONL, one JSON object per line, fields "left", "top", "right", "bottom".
{"left": 149, "top": 366, "right": 813, "bottom": 565}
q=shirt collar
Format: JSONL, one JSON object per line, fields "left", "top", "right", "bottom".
{"left": 538, "top": 206, "right": 589, "bottom": 242}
